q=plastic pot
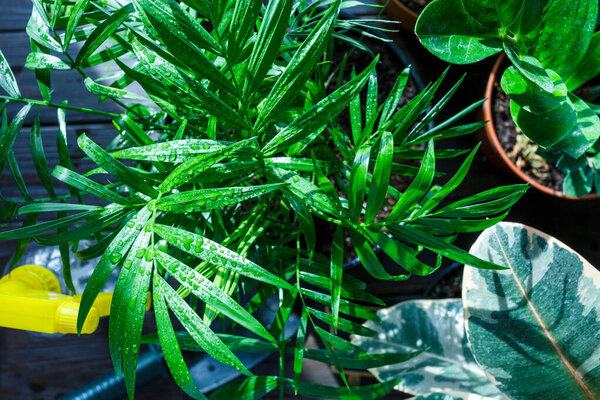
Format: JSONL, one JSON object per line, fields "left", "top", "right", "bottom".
{"left": 476, "top": 54, "right": 599, "bottom": 200}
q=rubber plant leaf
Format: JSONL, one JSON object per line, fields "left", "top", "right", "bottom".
{"left": 351, "top": 299, "right": 504, "bottom": 399}
{"left": 464, "top": 221, "right": 600, "bottom": 400}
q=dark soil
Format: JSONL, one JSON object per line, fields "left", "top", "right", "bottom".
{"left": 492, "top": 82, "right": 566, "bottom": 192}
{"left": 399, "top": 0, "right": 432, "bottom": 14}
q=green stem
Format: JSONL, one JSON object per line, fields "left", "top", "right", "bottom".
{"left": 0, "top": 95, "right": 120, "bottom": 119}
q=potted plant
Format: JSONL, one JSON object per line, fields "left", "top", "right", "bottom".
{"left": 381, "top": 0, "right": 432, "bottom": 32}
{"left": 0, "top": 0, "right": 525, "bottom": 398}
{"left": 354, "top": 221, "right": 600, "bottom": 399}
{"left": 415, "top": 0, "right": 600, "bottom": 198}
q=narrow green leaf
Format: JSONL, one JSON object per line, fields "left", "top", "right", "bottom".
{"left": 111, "top": 139, "right": 230, "bottom": 163}
{"left": 152, "top": 273, "right": 208, "bottom": 399}
{"left": 244, "top": 0, "right": 293, "bottom": 95}
{"left": 76, "top": 4, "right": 134, "bottom": 65}
{"left": 0, "top": 105, "right": 32, "bottom": 175}
{"left": 18, "top": 203, "right": 101, "bottom": 215}
{"left": 156, "top": 184, "right": 284, "bottom": 213}
{"left": 387, "top": 224, "right": 507, "bottom": 270}
{"left": 78, "top": 206, "right": 152, "bottom": 333}
{"left": 367, "top": 230, "right": 435, "bottom": 276}
{"left": 78, "top": 133, "right": 159, "bottom": 198}
{"left": 0, "top": 209, "right": 100, "bottom": 240}
{"left": 153, "top": 224, "right": 293, "bottom": 290}
{"left": 293, "top": 308, "right": 308, "bottom": 393}
{"left": 64, "top": 0, "right": 91, "bottom": 49}
{"left": 84, "top": 77, "right": 146, "bottom": 100}
{"left": 330, "top": 225, "right": 344, "bottom": 332}
{"left": 30, "top": 112, "right": 56, "bottom": 198}
{"left": 349, "top": 145, "right": 371, "bottom": 221}
{"left": 388, "top": 140, "right": 435, "bottom": 221}
{"left": 254, "top": 0, "right": 341, "bottom": 133}
{"left": 365, "top": 131, "right": 393, "bottom": 223}
{"left": 154, "top": 274, "right": 252, "bottom": 376}
{"left": 25, "top": 52, "right": 72, "bottom": 70}
{"left": 350, "top": 228, "right": 409, "bottom": 281}
{"left": 52, "top": 165, "right": 132, "bottom": 205}
{"left": 262, "top": 57, "right": 378, "bottom": 156}
{"left": 0, "top": 50, "right": 20, "bottom": 97}
{"left": 308, "top": 307, "right": 376, "bottom": 337}
{"left": 153, "top": 248, "right": 275, "bottom": 342}
{"left": 209, "top": 376, "right": 279, "bottom": 400}
{"left": 7, "top": 151, "right": 33, "bottom": 201}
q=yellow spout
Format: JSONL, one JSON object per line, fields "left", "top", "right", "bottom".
{"left": 0, "top": 265, "right": 107, "bottom": 334}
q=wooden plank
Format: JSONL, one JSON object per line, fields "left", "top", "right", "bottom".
{"left": 0, "top": 0, "right": 30, "bottom": 32}
{"left": 1, "top": 32, "right": 129, "bottom": 125}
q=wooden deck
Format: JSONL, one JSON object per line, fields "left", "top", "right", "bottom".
{"left": 1, "top": 1, "right": 600, "bottom": 399}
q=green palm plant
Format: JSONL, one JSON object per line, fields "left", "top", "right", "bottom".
{"left": 0, "top": 0, "right": 526, "bottom": 398}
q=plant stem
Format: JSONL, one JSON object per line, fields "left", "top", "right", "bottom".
{"left": 0, "top": 95, "right": 120, "bottom": 119}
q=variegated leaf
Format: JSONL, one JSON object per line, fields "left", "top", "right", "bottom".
{"left": 465, "top": 222, "right": 600, "bottom": 400}
{"left": 352, "top": 299, "right": 503, "bottom": 399}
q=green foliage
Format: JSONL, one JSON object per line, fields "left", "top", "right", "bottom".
{"left": 416, "top": 0, "right": 600, "bottom": 196}
{"left": 0, "top": 1, "right": 525, "bottom": 398}
{"left": 356, "top": 222, "right": 600, "bottom": 400}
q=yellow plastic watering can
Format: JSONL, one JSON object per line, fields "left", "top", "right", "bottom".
{"left": 0, "top": 264, "right": 114, "bottom": 334}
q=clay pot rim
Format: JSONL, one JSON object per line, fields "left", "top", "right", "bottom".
{"left": 382, "top": 0, "right": 419, "bottom": 32}
{"left": 483, "top": 54, "right": 599, "bottom": 200}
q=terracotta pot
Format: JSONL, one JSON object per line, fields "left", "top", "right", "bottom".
{"left": 381, "top": 0, "right": 418, "bottom": 32}
{"left": 477, "top": 54, "right": 598, "bottom": 200}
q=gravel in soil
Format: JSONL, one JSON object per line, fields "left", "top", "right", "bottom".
{"left": 492, "top": 82, "right": 565, "bottom": 192}
{"left": 399, "top": 0, "right": 432, "bottom": 14}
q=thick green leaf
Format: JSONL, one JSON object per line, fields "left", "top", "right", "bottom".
{"left": 566, "top": 31, "right": 600, "bottom": 90}
{"left": 153, "top": 248, "right": 274, "bottom": 342}
{"left": 465, "top": 222, "right": 600, "bottom": 400}
{"left": 503, "top": 43, "right": 553, "bottom": 93}
{"left": 153, "top": 224, "right": 293, "bottom": 290}
{"left": 154, "top": 274, "right": 251, "bottom": 376}
{"left": 254, "top": 0, "right": 341, "bottom": 133}
{"left": 415, "top": 0, "right": 502, "bottom": 64}
{"left": 552, "top": 94, "right": 600, "bottom": 159}
{"left": 532, "top": 0, "right": 597, "bottom": 80}
{"left": 352, "top": 299, "right": 503, "bottom": 399}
